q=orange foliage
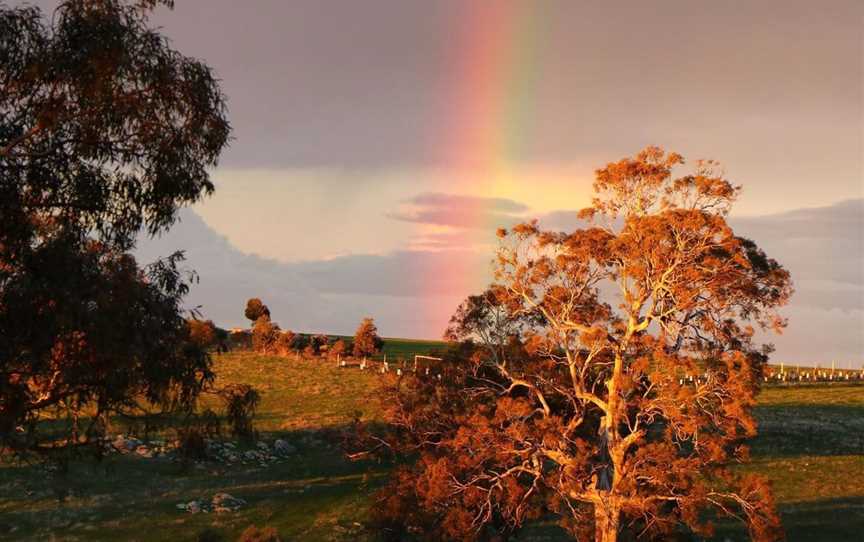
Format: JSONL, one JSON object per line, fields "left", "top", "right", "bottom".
{"left": 356, "top": 148, "right": 791, "bottom": 541}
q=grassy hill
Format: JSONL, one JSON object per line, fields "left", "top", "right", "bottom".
{"left": 1, "top": 351, "right": 862, "bottom": 541}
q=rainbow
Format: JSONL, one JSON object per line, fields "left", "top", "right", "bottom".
{"left": 420, "top": 2, "right": 550, "bottom": 337}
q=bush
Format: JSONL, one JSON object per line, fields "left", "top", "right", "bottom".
{"left": 219, "top": 384, "right": 260, "bottom": 441}
{"left": 274, "top": 330, "right": 297, "bottom": 356}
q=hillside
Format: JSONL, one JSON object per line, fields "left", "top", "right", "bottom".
{"left": 1, "top": 351, "right": 862, "bottom": 541}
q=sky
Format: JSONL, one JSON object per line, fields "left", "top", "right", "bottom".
{"left": 35, "top": 0, "right": 864, "bottom": 363}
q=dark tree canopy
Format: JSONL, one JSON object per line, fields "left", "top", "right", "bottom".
{"left": 0, "top": 0, "right": 229, "bottom": 250}
{"left": 357, "top": 148, "right": 792, "bottom": 542}
{"left": 0, "top": 0, "right": 230, "bottom": 455}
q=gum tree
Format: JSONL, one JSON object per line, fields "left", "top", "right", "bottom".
{"left": 0, "top": 0, "right": 230, "bottom": 455}
{"left": 366, "top": 148, "right": 792, "bottom": 541}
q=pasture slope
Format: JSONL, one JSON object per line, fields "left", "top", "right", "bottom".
{"left": 0, "top": 343, "right": 862, "bottom": 541}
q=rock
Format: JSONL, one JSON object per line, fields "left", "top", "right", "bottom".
{"left": 135, "top": 446, "right": 153, "bottom": 458}
{"left": 112, "top": 436, "right": 138, "bottom": 453}
{"left": 274, "top": 439, "right": 297, "bottom": 455}
{"left": 211, "top": 492, "right": 245, "bottom": 512}
{"left": 256, "top": 441, "right": 269, "bottom": 451}
{"left": 185, "top": 501, "right": 201, "bottom": 514}
{"left": 176, "top": 503, "right": 187, "bottom": 510}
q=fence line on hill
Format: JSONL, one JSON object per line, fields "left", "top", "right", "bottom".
{"left": 331, "top": 351, "right": 864, "bottom": 389}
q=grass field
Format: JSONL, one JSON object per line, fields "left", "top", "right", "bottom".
{"left": 1, "top": 349, "right": 862, "bottom": 541}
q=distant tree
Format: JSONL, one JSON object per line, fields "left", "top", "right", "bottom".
{"left": 353, "top": 318, "right": 383, "bottom": 358}
{"left": 0, "top": 0, "right": 229, "bottom": 455}
{"left": 444, "top": 285, "right": 541, "bottom": 365}
{"left": 188, "top": 319, "right": 218, "bottom": 350}
{"left": 251, "top": 315, "right": 278, "bottom": 354}
{"left": 302, "top": 343, "right": 316, "bottom": 358}
{"left": 244, "top": 298, "right": 270, "bottom": 323}
{"left": 360, "top": 148, "right": 792, "bottom": 542}
{"left": 312, "top": 334, "right": 330, "bottom": 356}
{"left": 329, "top": 339, "right": 347, "bottom": 360}
{"left": 291, "top": 334, "right": 310, "bottom": 353}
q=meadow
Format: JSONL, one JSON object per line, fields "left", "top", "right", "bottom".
{"left": 0, "top": 347, "right": 862, "bottom": 541}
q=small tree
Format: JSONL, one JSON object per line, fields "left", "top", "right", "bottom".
{"left": 244, "top": 298, "right": 271, "bottom": 323}
{"left": 251, "top": 316, "right": 278, "bottom": 354}
{"left": 353, "top": 317, "right": 383, "bottom": 358}
{"left": 313, "top": 334, "right": 330, "bottom": 356}
{"left": 329, "top": 339, "right": 347, "bottom": 360}
{"left": 362, "top": 147, "right": 791, "bottom": 541}
{"left": 219, "top": 383, "right": 260, "bottom": 441}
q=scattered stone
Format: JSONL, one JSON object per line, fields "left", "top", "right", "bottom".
{"left": 179, "top": 493, "right": 246, "bottom": 514}
{"left": 211, "top": 492, "right": 245, "bottom": 512}
{"left": 274, "top": 439, "right": 296, "bottom": 455}
{"left": 112, "top": 435, "right": 138, "bottom": 453}
{"left": 135, "top": 446, "right": 154, "bottom": 458}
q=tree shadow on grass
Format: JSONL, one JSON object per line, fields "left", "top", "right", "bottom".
{"left": 710, "top": 496, "right": 864, "bottom": 542}
{"left": 753, "top": 404, "right": 864, "bottom": 457}
{"left": 0, "top": 423, "right": 391, "bottom": 541}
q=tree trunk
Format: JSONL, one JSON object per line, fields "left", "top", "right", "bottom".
{"left": 594, "top": 501, "right": 620, "bottom": 542}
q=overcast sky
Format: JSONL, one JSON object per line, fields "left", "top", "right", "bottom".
{"left": 34, "top": 0, "right": 864, "bottom": 363}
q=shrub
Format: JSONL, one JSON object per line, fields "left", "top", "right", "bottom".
{"left": 219, "top": 384, "right": 260, "bottom": 441}
{"left": 274, "top": 330, "right": 297, "bottom": 356}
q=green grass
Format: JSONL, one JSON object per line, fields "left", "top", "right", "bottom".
{"left": 1, "top": 352, "right": 862, "bottom": 541}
